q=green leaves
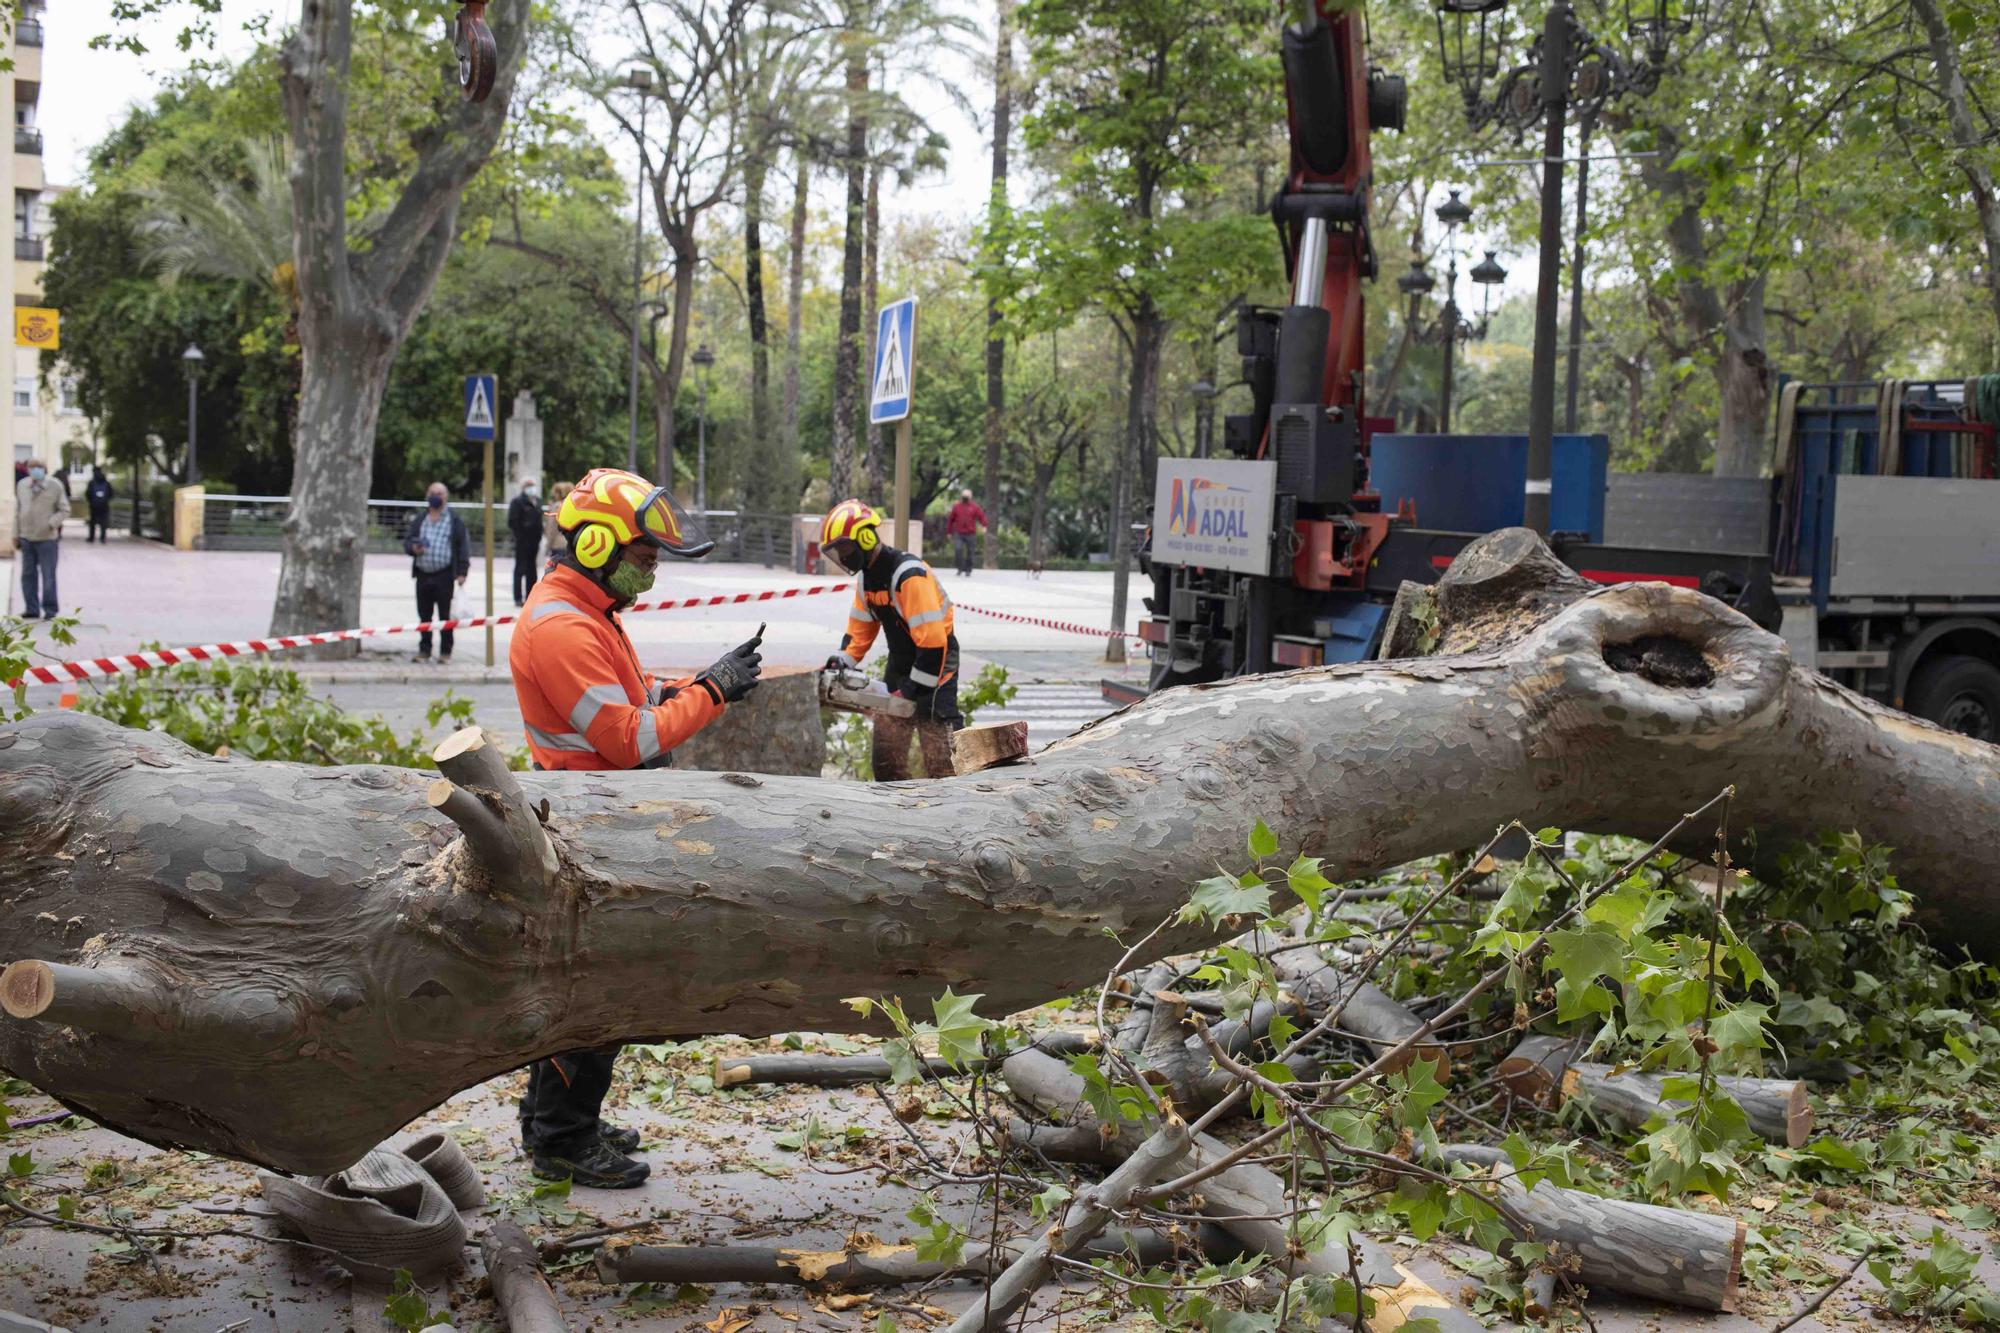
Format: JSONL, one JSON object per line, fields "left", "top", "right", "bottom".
{"left": 1179, "top": 873, "right": 1272, "bottom": 928}
{"left": 1545, "top": 924, "right": 1625, "bottom": 1020}
{"left": 1248, "top": 818, "right": 1278, "bottom": 860}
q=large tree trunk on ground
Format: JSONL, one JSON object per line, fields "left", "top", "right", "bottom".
{"left": 269, "top": 0, "right": 528, "bottom": 639}
{"left": 1, "top": 529, "right": 1996, "bottom": 1172}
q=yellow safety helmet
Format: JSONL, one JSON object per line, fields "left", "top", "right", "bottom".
{"left": 557, "top": 467, "right": 714, "bottom": 568}
{"left": 821, "top": 499, "right": 881, "bottom": 555}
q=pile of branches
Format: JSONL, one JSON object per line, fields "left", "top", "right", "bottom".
{"left": 572, "top": 791, "right": 1854, "bottom": 1332}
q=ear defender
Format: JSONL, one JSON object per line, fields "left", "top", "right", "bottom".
{"left": 573, "top": 523, "right": 617, "bottom": 569}
{"left": 856, "top": 526, "right": 878, "bottom": 552}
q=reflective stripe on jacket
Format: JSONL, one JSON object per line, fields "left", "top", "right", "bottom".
{"left": 510, "top": 563, "right": 723, "bottom": 771}
{"left": 839, "top": 544, "right": 957, "bottom": 692}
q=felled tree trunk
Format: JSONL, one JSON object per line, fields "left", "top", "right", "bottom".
{"left": 1497, "top": 1036, "right": 1812, "bottom": 1147}
{"left": 0, "top": 529, "right": 1994, "bottom": 1172}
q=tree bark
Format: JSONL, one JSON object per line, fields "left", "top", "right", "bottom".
{"left": 710, "top": 1029, "right": 1096, "bottom": 1089}
{"left": 482, "top": 1220, "right": 569, "bottom": 1333}
{"left": 1267, "top": 943, "right": 1446, "bottom": 1079}
{"left": 1496, "top": 1036, "right": 1812, "bottom": 1147}
{"left": 1106, "top": 308, "right": 1162, "bottom": 664}
{"left": 270, "top": 0, "right": 529, "bottom": 640}
{"left": 863, "top": 157, "right": 885, "bottom": 503}
{"left": 2, "top": 530, "right": 1996, "bottom": 1172}
{"left": 1439, "top": 1145, "right": 1744, "bottom": 1312}
{"left": 1911, "top": 0, "right": 2000, "bottom": 335}
{"left": 743, "top": 152, "right": 774, "bottom": 501}
{"left": 1001, "top": 1050, "right": 1484, "bottom": 1333}
{"left": 982, "top": 0, "right": 1014, "bottom": 572}
{"left": 830, "top": 28, "right": 870, "bottom": 500}
{"left": 783, "top": 153, "right": 810, "bottom": 500}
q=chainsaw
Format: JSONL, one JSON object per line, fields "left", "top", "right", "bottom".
{"left": 817, "top": 667, "right": 916, "bottom": 719}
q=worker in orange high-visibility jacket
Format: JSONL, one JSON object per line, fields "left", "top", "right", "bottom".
{"left": 510, "top": 466, "right": 764, "bottom": 1190}
{"left": 820, "top": 499, "right": 962, "bottom": 779}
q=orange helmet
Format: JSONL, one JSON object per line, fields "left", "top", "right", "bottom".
{"left": 557, "top": 467, "right": 714, "bottom": 568}
{"left": 821, "top": 499, "right": 881, "bottom": 552}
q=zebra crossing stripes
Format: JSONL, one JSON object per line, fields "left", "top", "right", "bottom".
{"left": 975, "top": 684, "right": 1121, "bottom": 743}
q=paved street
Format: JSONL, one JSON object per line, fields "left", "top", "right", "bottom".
{"left": 16, "top": 530, "right": 1140, "bottom": 746}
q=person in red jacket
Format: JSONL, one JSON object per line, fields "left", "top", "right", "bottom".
{"left": 944, "top": 487, "right": 987, "bottom": 577}
{"left": 510, "top": 466, "right": 763, "bottom": 1188}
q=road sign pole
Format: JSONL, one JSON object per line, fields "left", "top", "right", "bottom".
{"left": 483, "top": 435, "right": 495, "bottom": 668}
{"left": 893, "top": 416, "right": 912, "bottom": 548}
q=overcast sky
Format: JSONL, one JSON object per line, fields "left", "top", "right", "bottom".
{"left": 41, "top": 1, "right": 992, "bottom": 226}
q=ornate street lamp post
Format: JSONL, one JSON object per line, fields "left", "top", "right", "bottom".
{"left": 1432, "top": 0, "right": 1703, "bottom": 531}
{"left": 1398, "top": 192, "right": 1508, "bottom": 432}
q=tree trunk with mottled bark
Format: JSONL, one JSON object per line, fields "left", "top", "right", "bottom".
{"left": 1911, "top": 0, "right": 2000, "bottom": 334}
{"left": 863, "top": 157, "right": 885, "bottom": 503}
{"left": 1, "top": 530, "right": 1996, "bottom": 1174}
{"left": 982, "top": 0, "right": 1014, "bottom": 572}
{"left": 830, "top": 31, "right": 869, "bottom": 499}
{"left": 270, "top": 0, "right": 528, "bottom": 640}
{"left": 743, "top": 153, "right": 775, "bottom": 504}
{"left": 783, "top": 154, "right": 810, "bottom": 495}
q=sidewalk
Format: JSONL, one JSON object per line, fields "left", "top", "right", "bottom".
{"left": 11, "top": 532, "right": 1149, "bottom": 687}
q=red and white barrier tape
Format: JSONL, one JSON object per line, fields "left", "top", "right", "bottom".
{"left": 14, "top": 582, "right": 852, "bottom": 688}
{"left": 956, "top": 602, "right": 1143, "bottom": 642}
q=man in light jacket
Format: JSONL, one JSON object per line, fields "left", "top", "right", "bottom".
{"left": 15, "top": 458, "right": 67, "bottom": 619}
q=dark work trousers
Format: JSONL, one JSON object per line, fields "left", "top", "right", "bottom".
{"left": 87, "top": 505, "right": 109, "bottom": 543}
{"left": 512, "top": 542, "right": 540, "bottom": 605}
{"left": 519, "top": 1046, "right": 623, "bottom": 1154}
{"left": 414, "top": 568, "right": 457, "bottom": 658}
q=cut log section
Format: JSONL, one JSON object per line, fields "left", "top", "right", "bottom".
{"left": 0, "top": 527, "right": 1993, "bottom": 1172}
{"left": 711, "top": 1031, "right": 1098, "bottom": 1089}
{"left": 597, "top": 1226, "right": 1245, "bottom": 1287}
{"left": 481, "top": 1220, "right": 568, "bottom": 1333}
{"left": 1440, "top": 1144, "right": 1744, "bottom": 1312}
{"left": 1497, "top": 1036, "right": 1812, "bottom": 1147}
{"left": 1001, "top": 1049, "right": 1484, "bottom": 1333}
{"left": 952, "top": 722, "right": 1030, "bottom": 775}
{"left": 1267, "top": 946, "right": 1447, "bottom": 1079}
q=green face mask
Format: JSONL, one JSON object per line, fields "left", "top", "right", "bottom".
{"left": 606, "top": 558, "right": 656, "bottom": 600}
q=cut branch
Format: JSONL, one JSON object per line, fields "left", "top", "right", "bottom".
{"left": 1497, "top": 1036, "right": 1812, "bottom": 1147}
{"left": 482, "top": 1220, "right": 569, "bottom": 1333}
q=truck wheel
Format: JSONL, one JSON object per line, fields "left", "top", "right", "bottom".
{"left": 1906, "top": 654, "right": 2000, "bottom": 742}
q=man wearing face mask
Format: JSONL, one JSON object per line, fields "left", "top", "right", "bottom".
{"left": 506, "top": 475, "right": 544, "bottom": 606}
{"left": 509, "top": 466, "right": 763, "bottom": 1188}
{"left": 15, "top": 458, "right": 67, "bottom": 620}
{"left": 820, "top": 499, "right": 962, "bottom": 779}
{"left": 401, "top": 482, "right": 470, "bottom": 663}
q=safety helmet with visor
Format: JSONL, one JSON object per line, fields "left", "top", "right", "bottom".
{"left": 820, "top": 499, "right": 881, "bottom": 574}
{"left": 558, "top": 467, "right": 714, "bottom": 600}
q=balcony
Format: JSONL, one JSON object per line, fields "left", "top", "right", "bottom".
{"left": 15, "top": 236, "right": 42, "bottom": 262}
{"left": 16, "top": 19, "right": 42, "bottom": 48}
{"left": 14, "top": 128, "right": 40, "bottom": 156}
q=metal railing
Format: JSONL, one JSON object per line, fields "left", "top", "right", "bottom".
{"left": 15, "top": 19, "right": 42, "bottom": 48}
{"left": 189, "top": 495, "right": 808, "bottom": 566}
{"left": 13, "top": 127, "right": 41, "bottom": 156}
{"left": 14, "top": 236, "right": 42, "bottom": 261}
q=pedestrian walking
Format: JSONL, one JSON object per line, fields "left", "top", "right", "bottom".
{"left": 507, "top": 476, "right": 543, "bottom": 607}
{"left": 15, "top": 458, "right": 66, "bottom": 619}
{"left": 401, "top": 482, "right": 470, "bottom": 663}
{"left": 84, "top": 467, "right": 113, "bottom": 543}
{"left": 945, "top": 487, "right": 987, "bottom": 578}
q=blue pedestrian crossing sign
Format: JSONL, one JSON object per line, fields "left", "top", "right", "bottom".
{"left": 869, "top": 298, "right": 917, "bottom": 425}
{"left": 464, "top": 374, "right": 499, "bottom": 442}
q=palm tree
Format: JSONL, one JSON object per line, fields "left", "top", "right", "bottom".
{"left": 132, "top": 137, "right": 297, "bottom": 306}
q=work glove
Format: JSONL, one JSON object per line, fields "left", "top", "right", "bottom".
{"left": 824, "top": 654, "right": 855, "bottom": 673}
{"left": 698, "top": 628, "right": 765, "bottom": 705}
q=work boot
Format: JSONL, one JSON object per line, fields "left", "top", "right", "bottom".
{"left": 531, "top": 1138, "right": 650, "bottom": 1190}
{"left": 600, "top": 1121, "right": 641, "bottom": 1152}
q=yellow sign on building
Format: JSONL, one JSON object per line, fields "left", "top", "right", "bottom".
{"left": 14, "top": 308, "right": 59, "bottom": 351}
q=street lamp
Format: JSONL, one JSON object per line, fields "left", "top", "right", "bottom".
{"left": 181, "top": 343, "right": 205, "bottom": 485}
{"left": 624, "top": 66, "right": 655, "bottom": 475}
{"left": 1433, "top": 0, "right": 1695, "bottom": 533}
{"left": 690, "top": 342, "right": 714, "bottom": 515}
{"left": 1190, "top": 379, "right": 1218, "bottom": 458}
{"left": 1401, "top": 193, "right": 1506, "bottom": 432}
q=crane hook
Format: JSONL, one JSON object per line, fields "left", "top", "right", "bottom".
{"left": 454, "top": 2, "right": 496, "bottom": 103}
